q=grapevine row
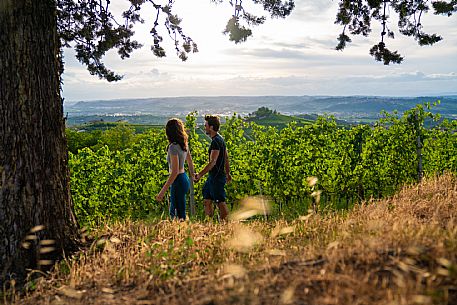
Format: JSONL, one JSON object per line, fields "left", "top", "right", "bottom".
{"left": 69, "top": 103, "right": 457, "bottom": 225}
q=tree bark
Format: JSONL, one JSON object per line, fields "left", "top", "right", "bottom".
{"left": 0, "top": 0, "right": 79, "bottom": 285}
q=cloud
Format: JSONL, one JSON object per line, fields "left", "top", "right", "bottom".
{"left": 288, "top": 0, "right": 336, "bottom": 22}
{"left": 237, "top": 47, "right": 308, "bottom": 60}
{"left": 123, "top": 68, "right": 172, "bottom": 81}
{"left": 427, "top": 72, "right": 457, "bottom": 80}
{"left": 62, "top": 69, "right": 457, "bottom": 102}
{"left": 60, "top": 0, "right": 457, "bottom": 101}
{"left": 348, "top": 72, "right": 457, "bottom": 82}
{"left": 214, "top": 72, "right": 457, "bottom": 96}
{"left": 273, "top": 37, "right": 340, "bottom": 50}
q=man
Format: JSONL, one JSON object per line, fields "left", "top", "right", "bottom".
{"left": 195, "top": 115, "right": 232, "bottom": 221}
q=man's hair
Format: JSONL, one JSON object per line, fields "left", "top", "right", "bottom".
{"left": 205, "top": 115, "right": 220, "bottom": 132}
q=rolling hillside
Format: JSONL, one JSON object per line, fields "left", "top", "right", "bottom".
{"left": 11, "top": 174, "right": 457, "bottom": 305}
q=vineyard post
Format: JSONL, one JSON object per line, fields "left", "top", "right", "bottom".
{"left": 415, "top": 112, "right": 423, "bottom": 182}
{"left": 353, "top": 127, "right": 364, "bottom": 202}
{"left": 189, "top": 180, "right": 196, "bottom": 216}
{"left": 258, "top": 181, "right": 268, "bottom": 221}
{"left": 184, "top": 112, "right": 199, "bottom": 216}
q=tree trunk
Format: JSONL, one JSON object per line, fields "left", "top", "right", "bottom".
{"left": 0, "top": 0, "right": 79, "bottom": 285}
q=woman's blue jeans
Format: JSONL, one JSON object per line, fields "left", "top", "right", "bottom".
{"left": 169, "top": 173, "right": 190, "bottom": 220}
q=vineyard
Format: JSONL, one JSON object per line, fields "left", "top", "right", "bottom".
{"left": 69, "top": 103, "right": 457, "bottom": 226}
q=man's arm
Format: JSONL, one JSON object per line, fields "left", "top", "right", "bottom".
{"left": 196, "top": 149, "right": 219, "bottom": 181}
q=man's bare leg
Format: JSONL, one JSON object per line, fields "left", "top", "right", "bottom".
{"left": 204, "top": 199, "right": 214, "bottom": 218}
{"left": 217, "top": 202, "right": 229, "bottom": 221}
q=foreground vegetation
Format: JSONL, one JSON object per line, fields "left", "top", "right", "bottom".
{"left": 5, "top": 174, "right": 457, "bottom": 304}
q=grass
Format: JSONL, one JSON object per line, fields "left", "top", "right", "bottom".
{"left": 4, "top": 174, "right": 457, "bottom": 304}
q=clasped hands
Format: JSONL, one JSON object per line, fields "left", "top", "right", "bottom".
{"left": 155, "top": 172, "right": 231, "bottom": 202}
{"left": 194, "top": 172, "right": 232, "bottom": 184}
{"left": 155, "top": 173, "right": 201, "bottom": 202}
{"left": 193, "top": 172, "right": 202, "bottom": 182}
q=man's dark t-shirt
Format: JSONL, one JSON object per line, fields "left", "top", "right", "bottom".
{"left": 208, "top": 133, "right": 226, "bottom": 177}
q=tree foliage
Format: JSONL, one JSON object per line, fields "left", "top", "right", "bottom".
{"left": 57, "top": 0, "right": 198, "bottom": 81}
{"left": 335, "top": 0, "right": 456, "bottom": 64}
{"left": 56, "top": 0, "right": 456, "bottom": 79}
{"left": 249, "top": 106, "right": 278, "bottom": 118}
{"left": 56, "top": 0, "right": 294, "bottom": 80}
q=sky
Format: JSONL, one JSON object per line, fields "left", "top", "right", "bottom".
{"left": 61, "top": 0, "right": 457, "bottom": 102}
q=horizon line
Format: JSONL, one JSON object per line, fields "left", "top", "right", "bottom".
{"left": 64, "top": 93, "right": 457, "bottom": 104}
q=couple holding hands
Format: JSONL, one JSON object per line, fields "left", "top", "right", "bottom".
{"left": 155, "top": 115, "right": 231, "bottom": 221}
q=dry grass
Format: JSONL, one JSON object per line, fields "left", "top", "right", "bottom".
{"left": 5, "top": 174, "right": 457, "bottom": 305}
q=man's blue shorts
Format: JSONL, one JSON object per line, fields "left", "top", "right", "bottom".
{"left": 202, "top": 174, "right": 226, "bottom": 203}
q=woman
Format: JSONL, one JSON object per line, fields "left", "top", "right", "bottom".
{"left": 156, "top": 118, "right": 195, "bottom": 220}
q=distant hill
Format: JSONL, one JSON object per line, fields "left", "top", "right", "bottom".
{"left": 64, "top": 95, "right": 457, "bottom": 124}
{"left": 245, "top": 106, "right": 315, "bottom": 128}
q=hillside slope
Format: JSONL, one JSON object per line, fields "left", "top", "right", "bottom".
{"left": 11, "top": 174, "right": 457, "bottom": 305}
